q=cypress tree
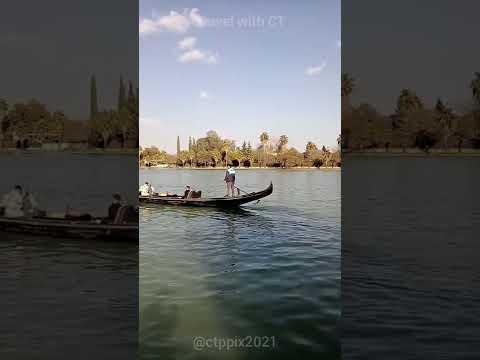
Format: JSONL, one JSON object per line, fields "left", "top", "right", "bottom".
{"left": 118, "top": 76, "right": 126, "bottom": 110}
{"left": 90, "top": 74, "right": 98, "bottom": 121}
{"left": 128, "top": 81, "right": 135, "bottom": 108}
{"left": 188, "top": 136, "right": 192, "bottom": 151}
{"left": 177, "top": 136, "right": 181, "bottom": 156}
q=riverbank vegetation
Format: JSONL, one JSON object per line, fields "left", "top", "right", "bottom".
{"left": 140, "top": 130, "right": 341, "bottom": 168}
{"left": 0, "top": 75, "right": 138, "bottom": 150}
{"left": 342, "top": 72, "right": 480, "bottom": 153}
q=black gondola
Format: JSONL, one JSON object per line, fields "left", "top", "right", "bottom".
{"left": 0, "top": 216, "right": 138, "bottom": 241}
{"left": 139, "top": 182, "right": 273, "bottom": 208}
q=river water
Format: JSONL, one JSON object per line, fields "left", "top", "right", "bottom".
{"left": 342, "top": 155, "right": 480, "bottom": 359}
{"left": 139, "top": 168, "right": 341, "bottom": 359}
{"left": 0, "top": 152, "right": 138, "bottom": 359}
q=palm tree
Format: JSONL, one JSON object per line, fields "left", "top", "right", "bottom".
{"left": 221, "top": 139, "right": 233, "bottom": 166}
{"left": 341, "top": 73, "right": 355, "bottom": 98}
{"left": 470, "top": 72, "right": 480, "bottom": 135}
{"left": 305, "top": 141, "right": 318, "bottom": 160}
{"left": 278, "top": 135, "right": 288, "bottom": 152}
{"left": 394, "top": 89, "right": 424, "bottom": 152}
{"left": 0, "top": 99, "right": 8, "bottom": 143}
{"left": 395, "top": 89, "right": 424, "bottom": 116}
{"left": 435, "top": 98, "right": 454, "bottom": 151}
{"left": 0, "top": 99, "right": 7, "bottom": 118}
{"left": 259, "top": 132, "right": 269, "bottom": 167}
{"left": 470, "top": 72, "right": 480, "bottom": 105}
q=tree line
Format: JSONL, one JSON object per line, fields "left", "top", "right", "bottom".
{"left": 0, "top": 74, "right": 138, "bottom": 149}
{"left": 342, "top": 72, "right": 480, "bottom": 152}
{"left": 0, "top": 99, "right": 66, "bottom": 148}
{"left": 89, "top": 75, "right": 139, "bottom": 149}
{"left": 140, "top": 130, "right": 341, "bottom": 168}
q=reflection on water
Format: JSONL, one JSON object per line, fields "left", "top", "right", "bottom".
{"left": 140, "top": 169, "right": 341, "bottom": 359}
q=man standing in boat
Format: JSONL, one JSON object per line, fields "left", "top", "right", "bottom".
{"left": 224, "top": 161, "right": 238, "bottom": 197}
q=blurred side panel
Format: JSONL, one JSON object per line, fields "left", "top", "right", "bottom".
{"left": 0, "top": 1, "right": 138, "bottom": 359}
{"left": 342, "top": 1, "right": 480, "bottom": 359}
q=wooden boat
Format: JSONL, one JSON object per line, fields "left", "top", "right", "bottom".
{"left": 0, "top": 216, "right": 138, "bottom": 241}
{"left": 139, "top": 182, "right": 273, "bottom": 208}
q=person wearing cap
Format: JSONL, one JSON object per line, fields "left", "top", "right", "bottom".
{"left": 108, "top": 193, "right": 122, "bottom": 220}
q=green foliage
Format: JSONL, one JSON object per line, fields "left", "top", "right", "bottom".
{"left": 140, "top": 130, "right": 340, "bottom": 168}
{"left": 341, "top": 73, "right": 355, "bottom": 98}
{"left": 2, "top": 100, "right": 66, "bottom": 146}
{"left": 90, "top": 75, "right": 98, "bottom": 120}
{"left": 91, "top": 110, "right": 117, "bottom": 148}
{"left": 414, "top": 130, "right": 437, "bottom": 152}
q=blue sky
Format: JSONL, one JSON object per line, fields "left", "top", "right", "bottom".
{"left": 140, "top": 0, "right": 340, "bottom": 153}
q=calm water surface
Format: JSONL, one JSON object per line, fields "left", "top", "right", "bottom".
{"left": 0, "top": 152, "right": 138, "bottom": 359}
{"left": 140, "top": 168, "right": 341, "bottom": 359}
{"left": 342, "top": 156, "right": 480, "bottom": 359}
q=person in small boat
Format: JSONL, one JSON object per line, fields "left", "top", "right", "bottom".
{"left": 22, "top": 191, "right": 40, "bottom": 217}
{"left": 0, "top": 185, "right": 25, "bottom": 217}
{"left": 139, "top": 181, "right": 156, "bottom": 196}
{"left": 224, "top": 163, "right": 237, "bottom": 197}
{"left": 108, "top": 193, "right": 122, "bottom": 220}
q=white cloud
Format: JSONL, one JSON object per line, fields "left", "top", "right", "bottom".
{"left": 178, "top": 37, "right": 197, "bottom": 50}
{"left": 189, "top": 8, "right": 206, "bottom": 27}
{"left": 139, "top": 8, "right": 207, "bottom": 35}
{"left": 139, "top": 19, "right": 158, "bottom": 35}
{"left": 199, "top": 91, "right": 211, "bottom": 99}
{"left": 178, "top": 49, "right": 218, "bottom": 64}
{"left": 305, "top": 62, "right": 327, "bottom": 76}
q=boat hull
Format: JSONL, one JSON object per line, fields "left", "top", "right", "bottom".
{"left": 139, "top": 182, "right": 273, "bottom": 208}
{"left": 0, "top": 217, "right": 138, "bottom": 241}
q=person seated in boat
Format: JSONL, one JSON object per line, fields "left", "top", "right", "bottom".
{"left": 139, "top": 182, "right": 149, "bottom": 196}
{"left": 224, "top": 163, "right": 237, "bottom": 197}
{"left": 0, "top": 185, "right": 25, "bottom": 217}
{"left": 113, "top": 204, "right": 138, "bottom": 224}
{"left": 22, "top": 191, "right": 42, "bottom": 217}
{"left": 184, "top": 185, "right": 192, "bottom": 198}
{"left": 139, "top": 181, "right": 156, "bottom": 196}
{"left": 108, "top": 193, "right": 122, "bottom": 220}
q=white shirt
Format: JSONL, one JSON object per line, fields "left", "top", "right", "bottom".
{"left": 139, "top": 184, "right": 149, "bottom": 196}
{"left": 139, "top": 184, "right": 156, "bottom": 196}
{"left": 0, "top": 190, "right": 24, "bottom": 217}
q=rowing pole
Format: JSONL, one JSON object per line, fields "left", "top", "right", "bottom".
{"left": 235, "top": 186, "right": 261, "bottom": 204}
{"left": 235, "top": 186, "right": 251, "bottom": 196}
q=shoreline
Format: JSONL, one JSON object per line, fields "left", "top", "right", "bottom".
{"left": 140, "top": 166, "right": 340, "bottom": 170}
{"left": 0, "top": 148, "right": 138, "bottom": 155}
{"left": 343, "top": 149, "right": 480, "bottom": 157}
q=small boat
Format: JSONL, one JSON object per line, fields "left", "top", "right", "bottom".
{"left": 0, "top": 216, "right": 138, "bottom": 241}
{"left": 139, "top": 182, "right": 273, "bottom": 208}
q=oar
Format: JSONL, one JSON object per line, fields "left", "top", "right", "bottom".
{"left": 235, "top": 186, "right": 261, "bottom": 204}
{"left": 235, "top": 186, "right": 252, "bottom": 196}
